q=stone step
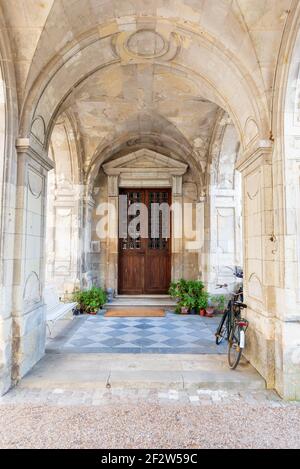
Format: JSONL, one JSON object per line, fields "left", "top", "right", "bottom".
{"left": 115, "top": 295, "right": 172, "bottom": 298}
{"left": 19, "top": 353, "right": 266, "bottom": 392}
{"left": 105, "top": 295, "right": 177, "bottom": 309}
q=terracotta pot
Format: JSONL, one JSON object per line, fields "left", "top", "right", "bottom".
{"left": 200, "top": 308, "right": 207, "bottom": 317}
{"left": 88, "top": 311, "right": 97, "bottom": 315}
{"left": 181, "top": 307, "right": 189, "bottom": 315}
{"left": 205, "top": 307, "right": 215, "bottom": 318}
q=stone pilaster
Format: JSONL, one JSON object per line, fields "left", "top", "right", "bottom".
{"left": 12, "top": 138, "right": 54, "bottom": 383}
{"left": 237, "top": 140, "right": 300, "bottom": 399}
{"left": 172, "top": 175, "right": 184, "bottom": 281}
{"left": 106, "top": 175, "right": 119, "bottom": 292}
{"left": 272, "top": 139, "right": 300, "bottom": 399}
{"left": 0, "top": 152, "right": 16, "bottom": 395}
{"left": 237, "top": 144, "right": 276, "bottom": 389}
{"left": 81, "top": 193, "right": 96, "bottom": 289}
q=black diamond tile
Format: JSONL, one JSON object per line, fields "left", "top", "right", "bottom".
{"left": 100, "top": 338, "right": 126, "bottom": 347}
{"left": 189, "top": 339, "right": 215, "bottom": 346}
{"left": 162, "top": 330, "right": 182, "bottom": 338}
{"left": 134, "top": 324, "right": 155, "bottom": 330}
{"left": 132, "top": 338, "right": 156, "bottom": 346}
{"left": 108, "top": 323, "right": 128, "bottom": 330}
{"left": 163, "top": 338, "right": 186, "bottom": 347}
{"left": 106, "top": 329, "right": 128, "bottom": 337}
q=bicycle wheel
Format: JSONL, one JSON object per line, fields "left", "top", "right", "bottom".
{"left": 228, "top": 322, "right": 243, "bottom": 369}
{"left": 215, "top": 309, "right": 228, "bottom": 345}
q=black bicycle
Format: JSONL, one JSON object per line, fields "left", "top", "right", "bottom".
{"left": 215, "top": 295, "right": 248, "bottom": 369}
{"left": 215, "top": 268, "right": 248, "bottom": 369}
{"left": 227, "top": 301, "right": 248, "bottom": 369}
{"left": 215, "top": 288, "right": 242, "bottom": 345}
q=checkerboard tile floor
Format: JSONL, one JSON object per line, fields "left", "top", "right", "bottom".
{"left": 57, "top": 312, "right": 227, "bottom": 354}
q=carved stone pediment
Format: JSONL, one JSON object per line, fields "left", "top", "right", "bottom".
{"left": 103, "top": 149, "right": 188, "bottom": 177}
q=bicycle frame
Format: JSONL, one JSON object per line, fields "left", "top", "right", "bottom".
{"left": 221, "top": 292, "right": 243, "bottom": 340}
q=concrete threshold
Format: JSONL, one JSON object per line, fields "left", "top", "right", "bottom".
{"left": 17, "top": 353, "right": 266, "bottom": 392}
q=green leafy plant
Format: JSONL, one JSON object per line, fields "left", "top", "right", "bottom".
{"left": 209, "top": 294, "right": 226, "bottom": 312}
{"left": 169, "top": 279, "right": 188, "bottom": 299}
{"left": 196, "top": 290, "right": 209, "bottom": 310}
{"left": 73, "top": 287, "right": 107, "bottom": 313}
{"left": 179, "top": 293, "right": 196, "bottom": 311}
{"left": 169, "top": 279, "right": 209, "bottom": 313}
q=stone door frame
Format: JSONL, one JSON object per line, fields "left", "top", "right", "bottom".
{"left": 103, "top": 149, "right": 188, "bottom": 293}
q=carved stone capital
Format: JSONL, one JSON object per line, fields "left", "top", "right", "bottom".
{"left": 236, "top": 142, "right": 273, "bottom": 174}
{"left": 16, "top": 138, "right": 54, "bottom": 172}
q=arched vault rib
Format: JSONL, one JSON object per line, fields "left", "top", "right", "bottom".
{"left": 19, "top": 20, "right": 270, "bottom": 151}
{"left": 86, "top": 130, "right": 205, "bottom": 196}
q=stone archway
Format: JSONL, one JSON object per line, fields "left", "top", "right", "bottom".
{"left": 46, "top": 112, "right": 83, "bottom": 297}
{"left": 2, "top": 11, "right": 270, "bottom": 390}
{"left": 2, "top": 0, "right": 300, "bottom": 401}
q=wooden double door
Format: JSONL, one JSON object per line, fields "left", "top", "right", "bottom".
{"left": 118, "top": 188, "right": 172, "bottom": 294}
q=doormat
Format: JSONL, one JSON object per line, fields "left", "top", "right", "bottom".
{"left": 105, "top": 309, "right": 165, "bottom": 317}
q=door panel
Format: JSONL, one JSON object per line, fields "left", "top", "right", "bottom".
{"left": 118, "top": 190, "right": 145, "bottom": 295}
{"left": 144, "top": 189, "right": 171, "bottom": 294}
{"left": 119, "top": 253, "right": 144, "bottom": 294}
{"left": 118, "top": 188, "right": 171, "bottom": 294}
{"left": 145, "top": 253, "right": 171, "bottom": 294}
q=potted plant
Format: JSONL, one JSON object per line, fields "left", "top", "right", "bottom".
{"left": 209, "top": 294, "right": 226, "bottom": 315}
{"left": 205, "top": 298, "right": 215, "bottom": 317}
{"left": 197, "top": 292, "right": 209, "bottom": 316}
{"left": 73, "top": 287, "right": 107, "bottom": 315}
{"left": 178, "top": 293, "right": 195, "bottom": 315}
{"left": 169, "top": 279, "right": 209, "bottom": 315}
{"left": 180, "top": 304, "right": 189, "bottom": 315}
{"left": 169, "top": 280, "right": 188, "bottom": 313}
{"left": 169, "top": 279, "right": 189, "bottom": 301}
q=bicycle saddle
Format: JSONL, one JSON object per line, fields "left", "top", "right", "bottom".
{"left": 234, "top": 301, "right": 247, "bottom": 309}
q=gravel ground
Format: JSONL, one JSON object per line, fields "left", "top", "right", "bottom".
{"left": 1, "top": 401, "right": 300, "bottom": 449}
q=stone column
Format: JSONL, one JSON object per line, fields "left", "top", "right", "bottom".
{"left": 106, "top": 175, "right": 119, "bottom": 293}
{"left": 81, "top": 193, "right": 96, "bottom": 289}
{"left": 12, "top": 138, "right": 53, "bottom": 383}
{"left": 236, "top": 144, "right": 276, "bottom": 389}
{"left": 172, "top": 175, "right": 184, "bottom": 281}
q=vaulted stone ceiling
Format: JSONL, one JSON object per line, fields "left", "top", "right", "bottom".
{"left": 0, "top": 0, "right": 295, "bottom": 175}
{"left": 1, "top": 0, "right": 292, "bottom": 101}
{"left": 59, "top": 64, "right": 219, "bottom": 170}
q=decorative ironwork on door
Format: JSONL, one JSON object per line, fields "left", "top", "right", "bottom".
{"left": 121, "top": 191, "right": 142, "bottom": 251}
{"left": 148, "top": 191, "right": 170, "bottom": 250}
